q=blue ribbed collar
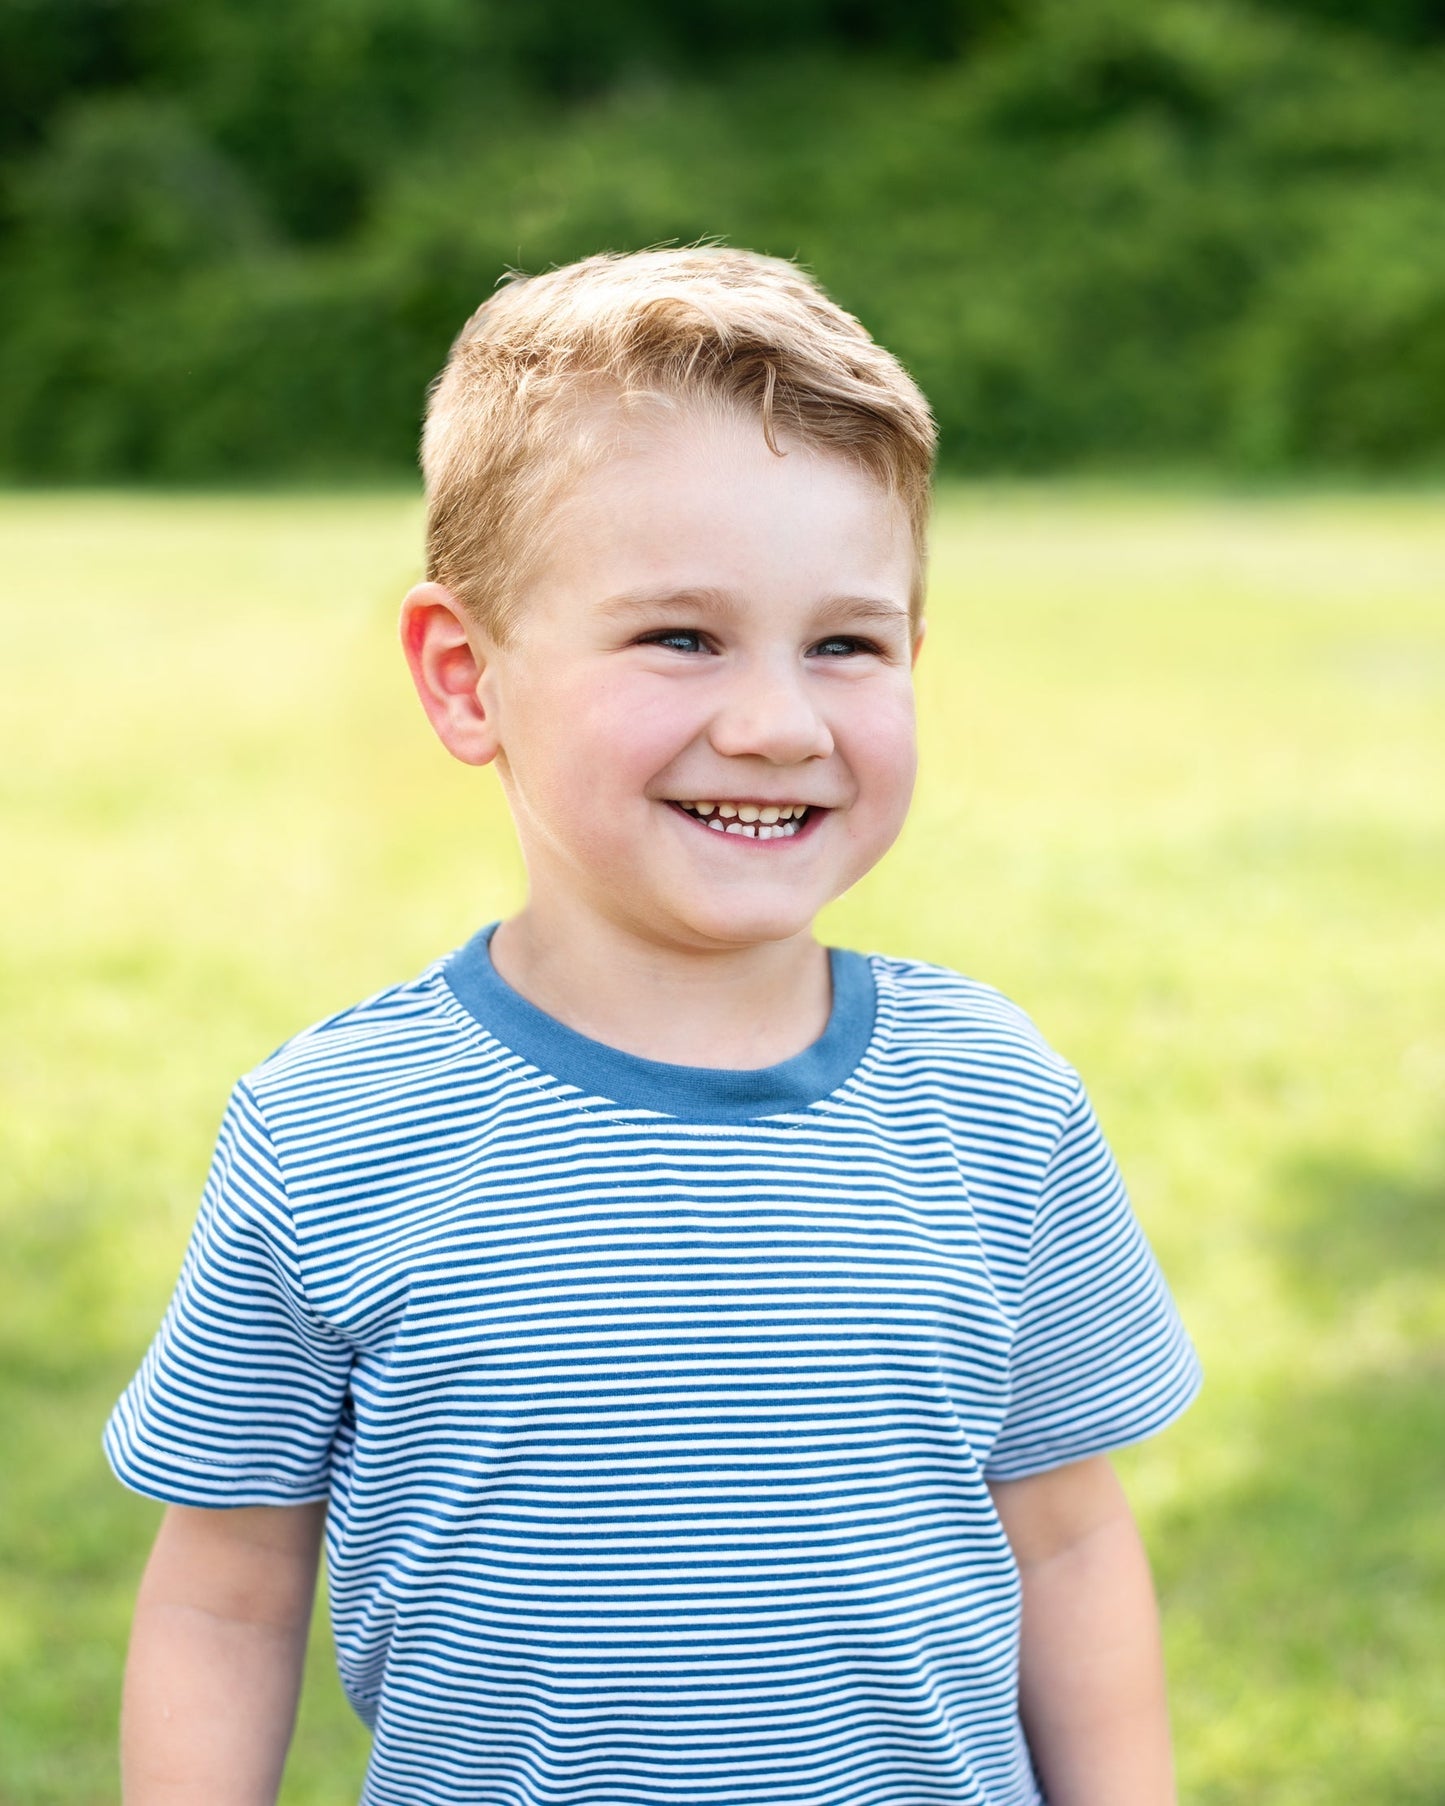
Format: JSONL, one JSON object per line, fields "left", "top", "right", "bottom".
{"left": 442, "top": 923, "right": 875, "bottom": 1124}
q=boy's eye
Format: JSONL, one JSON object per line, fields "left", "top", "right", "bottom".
{"left": 640, "top": 628, "right": 710, "bottom": 654}
{"left": 810, "top": 635, "right": 879, "bottom": 658}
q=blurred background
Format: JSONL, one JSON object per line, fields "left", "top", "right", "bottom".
{"left": 2, "top": 3, "right": 1443, "bottom": 1804}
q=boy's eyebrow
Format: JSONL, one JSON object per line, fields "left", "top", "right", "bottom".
{"left": 821, "top": 596, "right": 914, "bottom": 630}
{"left": 598, "top": 587, "right": 911, "bottom": 628}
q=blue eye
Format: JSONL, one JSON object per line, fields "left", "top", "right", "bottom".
{"left": 642, "top": 629, "right": 709, "bottom": 654}
{"left": 811, "top": 636, "right": 877, "bottom": 657}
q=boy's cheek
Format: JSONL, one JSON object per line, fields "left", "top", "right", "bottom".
{"left": 545, "top": 664, "right": 686, "bottom": 749}
{"left": 854, "top": 694, "right": 918, "bottom": 799}
{"left": 500, "top": 681, "right": 656, "bottom": 788}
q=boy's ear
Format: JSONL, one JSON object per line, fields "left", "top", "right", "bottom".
{"left": 911, "top": 618, "right": 927, "bottom": 668}
{"left": 399, "top": 582, "right": 502, "bottom": 768}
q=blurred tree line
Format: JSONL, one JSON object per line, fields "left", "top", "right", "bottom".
{"left": 3, "top": 0, "right": 1444, "bottom": 479}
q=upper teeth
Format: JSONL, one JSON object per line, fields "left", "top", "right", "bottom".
{"left": 682, "top": 802, "right": 806, "bottom": 819}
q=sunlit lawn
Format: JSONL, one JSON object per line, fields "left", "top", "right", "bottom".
{"left": 2, "top": 487, "right": 1442, "bottom": 1804}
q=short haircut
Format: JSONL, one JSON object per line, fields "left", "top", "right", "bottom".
{"left": 421, "top": 247, "right": 936, "bottom": 641}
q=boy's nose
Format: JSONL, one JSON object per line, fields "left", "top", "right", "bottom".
{"left": 706, "top": 660, "right": 834, "bottom": 765}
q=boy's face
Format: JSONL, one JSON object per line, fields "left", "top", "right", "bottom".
{"left": 457, "top": 405, "right": 920, "bottom": 956}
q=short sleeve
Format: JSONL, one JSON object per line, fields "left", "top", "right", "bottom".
{"left": 103, "top": 1080, "right": 353, "bottom": 1506}
{"left": 984, "top": 1078, "right": 1202, "bottom": 1481}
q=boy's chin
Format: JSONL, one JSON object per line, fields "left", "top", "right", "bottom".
{"left": 644, "top": 894, "right": 824, "bottom": 954}
{"left": 668, "top": 899, "right": 820, "bottom": 946}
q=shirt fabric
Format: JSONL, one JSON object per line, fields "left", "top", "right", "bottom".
{"left": 105, "top": 928, "right": 1202, "bottom": 1806}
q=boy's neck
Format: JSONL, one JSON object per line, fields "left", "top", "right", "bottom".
{"left": 487, "top": 906, "right": 833, "bottom": 1071}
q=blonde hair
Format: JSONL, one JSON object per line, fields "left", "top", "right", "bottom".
{"left": 421, "top": 246, "right": 937, "bottom": 641}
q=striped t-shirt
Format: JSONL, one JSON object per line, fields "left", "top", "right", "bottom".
{"left": 105, "top": 927, "right": 1201, "bottom": 1806}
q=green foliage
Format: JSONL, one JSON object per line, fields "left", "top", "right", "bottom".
{"left": 1233, "top": 192, "right": 1445, "bottom": 466}
{"left": 3, "top": 0, "right": 1445, "bottom": 479}
{"left": 1259, "top": 0, "right": 1445, "bottom": 43}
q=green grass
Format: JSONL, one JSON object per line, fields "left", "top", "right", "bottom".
{"left": 1, "top": 487, "right": 1441, "bottom": 1804}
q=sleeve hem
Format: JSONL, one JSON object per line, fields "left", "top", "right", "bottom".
{"left": 103, "top": 1427, "right": 332, "bottom": 1509}
{"left": 983, "top": 1355, "right": 1203, "bottom": 1483}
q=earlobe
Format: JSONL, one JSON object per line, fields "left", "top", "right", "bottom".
{"left": 398, "top": 581, "right": 502, "bottom": 768}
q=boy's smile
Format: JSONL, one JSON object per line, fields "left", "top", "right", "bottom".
{"left": 403, "top": 400, "right": 922, "bottom": 1053}
{"left": 665, "top": 798, "right": 814, "bottom": 840}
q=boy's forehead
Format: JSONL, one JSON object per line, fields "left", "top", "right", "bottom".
{"left": 523, "top": 403, "right": 916, "bottom": 614}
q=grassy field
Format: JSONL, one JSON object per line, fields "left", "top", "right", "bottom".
{"left": 1, "top": 487, "right": 1441, "bottom": 1804}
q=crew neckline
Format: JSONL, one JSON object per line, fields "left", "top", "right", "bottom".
{"left": 441, "top": 923, "right": 876, "bottom": 1123}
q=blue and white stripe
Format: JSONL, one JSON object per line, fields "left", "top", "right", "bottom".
{"left": 105, "top": 931, "right": 1201, "bottom": 1805}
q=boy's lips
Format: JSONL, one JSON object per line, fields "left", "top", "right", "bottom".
{"left": 664, "top": 799, "right": 825, "bottom": 842}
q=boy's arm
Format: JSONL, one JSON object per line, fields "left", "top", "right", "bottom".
{"left": 121, "top": 1500, "right": 327, "bottom": 1805}
{"left": 988, "top": 1455, "right": 1176, "bottom": 1806}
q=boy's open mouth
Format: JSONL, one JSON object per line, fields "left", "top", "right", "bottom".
{"left": 666, "top": 800, "right": 817, "bottom": 841}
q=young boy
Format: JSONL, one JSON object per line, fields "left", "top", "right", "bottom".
{"left": 106, "top": 247, "right": 1201, "bottom": 1806}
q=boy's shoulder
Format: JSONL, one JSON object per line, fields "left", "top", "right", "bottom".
{"left": 862, "top": 951, "right": 1086, "bottom": 1147}
{"left": 869, "top": 951, "right": 1076, "bottom": 1083}
{"left": 238, "top": 950, "right": 476, "bottom": 1114}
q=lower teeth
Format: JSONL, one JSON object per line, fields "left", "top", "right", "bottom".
{"left": 692, "top": 812, "right": 803, "bottom": 839}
